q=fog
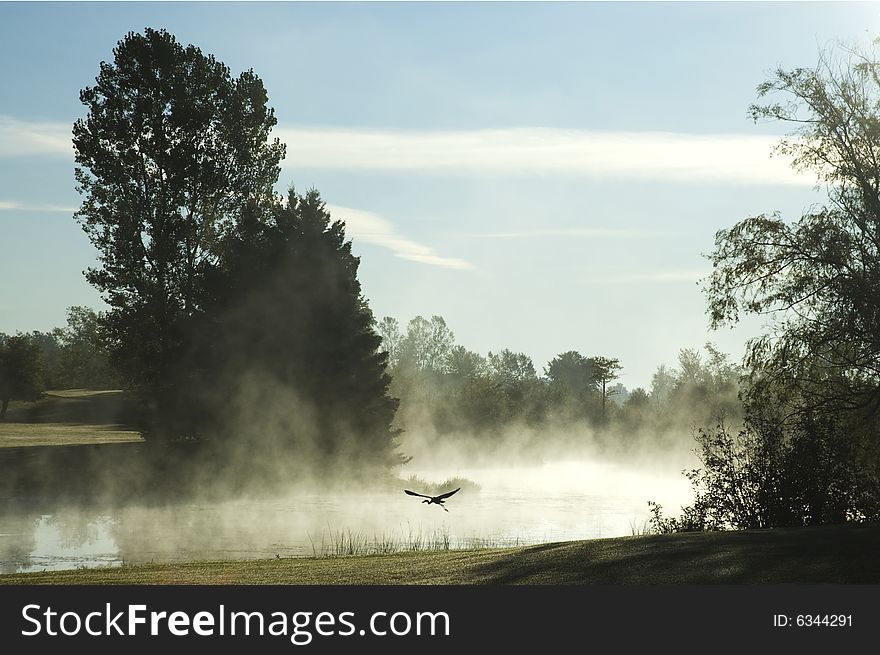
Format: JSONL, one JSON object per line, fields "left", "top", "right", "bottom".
{"left": 1, "top": 343, "right": 720, "bottom": 575}
{"left": 1, "top": 311, "right": 733, "bottom": 575}
{"left": 1, "top": 453, "right": 695, "bottom": 573}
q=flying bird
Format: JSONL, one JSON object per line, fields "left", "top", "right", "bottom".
{"left": 404, "top": 487, "right": 461, "bottom": 512}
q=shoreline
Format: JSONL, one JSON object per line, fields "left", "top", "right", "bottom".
{"left": 3, "top": 522, "right": 878, "bottom": 585}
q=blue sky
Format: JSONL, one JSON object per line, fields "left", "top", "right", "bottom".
{"left": 1, "top": 1, "right": 878, "bottom": 388}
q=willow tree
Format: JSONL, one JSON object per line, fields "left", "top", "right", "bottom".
{"left": 707, "top": 40, "right": 880, "bottom": 417}
{"left": 703, "top": 40, "right": 880, "bottom": 524}
{"left": 73, "top": 28, "right": 285, "bottom": 438}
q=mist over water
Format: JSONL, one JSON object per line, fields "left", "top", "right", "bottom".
{"left": 1, "top": 456, "right": 693, "bottom": 574}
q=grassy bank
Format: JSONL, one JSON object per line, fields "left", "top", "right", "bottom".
{"left": 2, "top": 522, "right": 877, "bottom": 585}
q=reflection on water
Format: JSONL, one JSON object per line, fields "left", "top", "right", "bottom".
{"left": 22, "top": 517, "right": 119, "bottom": 573}
{"left": 0, "top": 459, "right": 692, "bottom": 573}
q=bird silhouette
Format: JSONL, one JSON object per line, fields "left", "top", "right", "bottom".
{"left": 404, "top": 487, "right": 461, "bottom": 512}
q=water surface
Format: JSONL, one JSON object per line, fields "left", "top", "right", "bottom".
{"left": 0, "top": 459, "right": 692, "bottom": 574}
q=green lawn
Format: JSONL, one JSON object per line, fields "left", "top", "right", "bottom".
{"left": 0, "top": 422, "right": 141, "bottom": 448}
{"left": 3, "top": 522, "right": 877, "bottom": 585}
{"left": 0, "top": 390, "right": 141, "bottom": 448}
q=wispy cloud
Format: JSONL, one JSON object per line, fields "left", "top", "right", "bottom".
{"left": 277, "top": 126, "right": 807, "bottom": 186}
{"left": 0, "top": 200, "right": 77, "bottom": 213}
{"left": 1, "top": 116, "right": 806, "bottom": 187}
{"left": 0, "top": 116, "right": 72, "bottom": 158}
{"left": 326, "top": 204, "right": 474, "bottom": 271}
{"left": 1, "top": 194, "right": 472, "bottom": 270}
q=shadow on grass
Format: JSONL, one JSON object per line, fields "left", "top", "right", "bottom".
{"left": 3, "top": 391, "right": 140, "bottom": 427}
{"left": 468, "top": 523, "right": 880, "bottom": 584}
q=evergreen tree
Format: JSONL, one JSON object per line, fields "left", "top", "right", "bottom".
{"left": 196, "top": 190, "right": 403, "bottom": 470}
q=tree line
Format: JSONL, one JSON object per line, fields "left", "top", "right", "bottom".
{"left": 0, "top": 307, "right": 115, "bottom": 418}
{"left": 375, "top": 314, "right": 741, "bottom": 449}
{"left": 3, "top": 305, "right": 743, "bottom": 453}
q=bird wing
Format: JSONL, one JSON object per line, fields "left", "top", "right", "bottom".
{"left": 404, "top": 489, "right": 433, "bottom": 499}
{"left": 434, "top": 487, "right": 461, "bottom": 501}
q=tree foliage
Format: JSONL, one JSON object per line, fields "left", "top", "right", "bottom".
{"left": 0, "top": 334, "right": 44, "bottom": 419}
{"left": 651, "top": 411, "right": 878, "bottom": 533}
{"left": 446, "top": 345, "right": 487, "bottom": 382}
{"left": 375, "top": 316, "right": 403, "bottom": 368}
{"left": 193, "top": 190, "right": 404, "bottom": 469}
{"left": 56, "top": 306, "right": 116, "bottom": 389}
{"left": 397, "top": 315, "right": 455, "bottom": 374}
{"left": 590, "top": 356, "right": 621, "bottom": 420}
{"left": 670, "top": 39, "right": 880, "bottom": 529}
{"left": 707, "top": 40, "right": 880, "bottom": 416}
{"left": 487, "top": 349, "right": 537, "bottom": 386}
{"left": 545, "top": 351, "right": 597, "bottom": 396}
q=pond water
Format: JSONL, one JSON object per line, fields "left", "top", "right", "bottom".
{"left": 0, "top": 458, "right": 692, "bottom": 574}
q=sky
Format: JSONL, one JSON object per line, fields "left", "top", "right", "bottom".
{"left": 1, "top": 1, "right": 879, "bottom": 389}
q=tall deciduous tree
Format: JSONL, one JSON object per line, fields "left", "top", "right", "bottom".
{"left": 72, "top": 28, "right": 285, "bottom": 438}
{"left": 375, "top": 316, "right": 402, "bottom": 368}
{"left": 398, "top": 315, "right": 455, "bottom": 374}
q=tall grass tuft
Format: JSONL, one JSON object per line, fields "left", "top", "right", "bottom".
{"left": 305, "top": 524, "right": 519, "bottom": 558}
{"left": 629, "top": 518, "right": 654, "bottom": 537}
